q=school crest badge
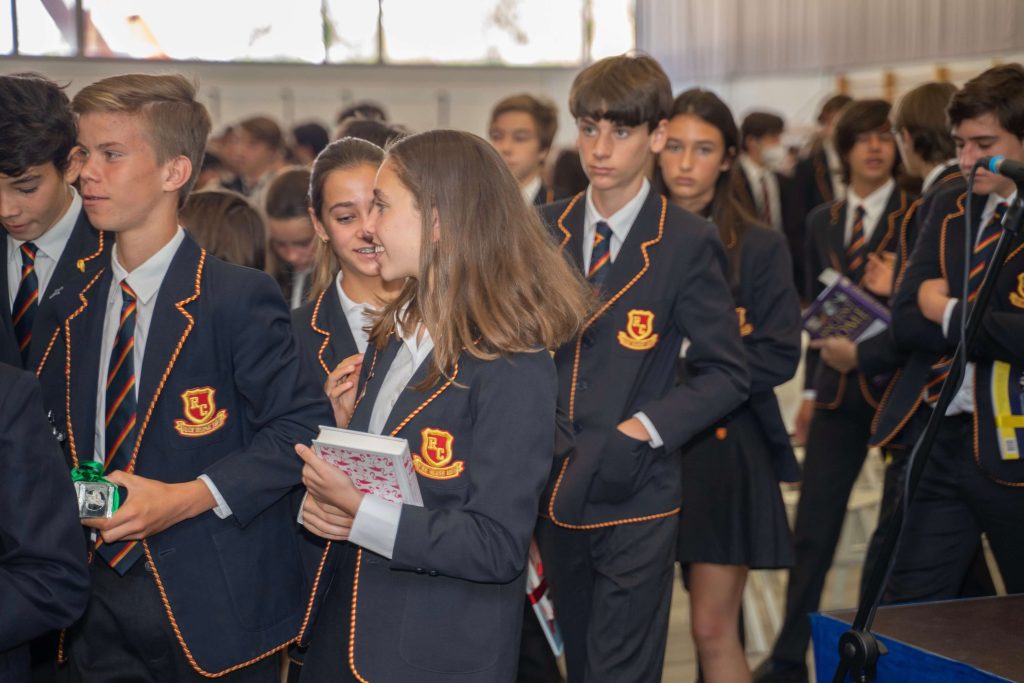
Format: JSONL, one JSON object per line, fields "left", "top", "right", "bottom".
{"left": 1009, "top": 273, "right": 1024, "bottom": 309}
{"left": 617, "top": 309, "right": 659, "bottom": 351}
{"left": 173, "top": 386, "right": 228, "bottom": 437}
{"left": 736, "top": 307, "right": 754, "bottom": 337}
{"left": 413, "top": 428, "right": 465, "bottom": 480}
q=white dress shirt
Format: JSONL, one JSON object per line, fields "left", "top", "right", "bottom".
{"left": 922, "top": 160, "right": 959, "bottom": 195}
{"left": 335, "top": 271, "right": 375, "bottom": 355}
{"left": 739, "top": 154, "right": 782, "bottom": 231}
{"left": 938, "top": 190, "right": 1016, "bottom": 415}
{"left": 844, "top": 178, "right": 895, "bottom": 247}
{"left": 582, "top": 178, "right": 665, "bottom": 448}
{"left": 345, "top": 323, "right": 435, "bottom": 559}
{"left": 93, "top": 228, "right": 231, "bottom": 516}
{"left": 521, "top": 175, "right": 543, "bottom": 206}
{"left": 823, "top": 140, "right": 846, "bottom": 200}
{"left": 7, "top": 187, "right": 81, "bottom": 307}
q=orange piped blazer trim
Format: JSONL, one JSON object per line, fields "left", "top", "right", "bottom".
{"left": 547, "top": 193, "right": 680, "bottom": 529}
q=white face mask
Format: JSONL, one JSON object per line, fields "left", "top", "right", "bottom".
{"left": 760, "top": 144, "right": 787, "bottom": 172}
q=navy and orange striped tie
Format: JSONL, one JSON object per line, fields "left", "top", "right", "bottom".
{"left": 924, "top": 203, "right": 1007, "bottom": 402}
{"left": 11, "top": 242, "right": 39, "bottom": 365}
{"left": 588, "top": 220, "right": 613, "bottom": 287}
{"left": 846, "top": 206, "right": 867, "bottom": 281}
{"left": 96, "top": 280, "right": 143, "bottom": 573}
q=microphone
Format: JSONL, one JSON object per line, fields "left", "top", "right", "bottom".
{"left": 979, "top": 155, "right": 1024, "bottom": 184}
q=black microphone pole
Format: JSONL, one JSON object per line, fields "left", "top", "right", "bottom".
{"left": 831, "top": 185, "right": 1024, "bottom": 683}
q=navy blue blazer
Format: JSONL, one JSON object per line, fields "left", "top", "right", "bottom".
{"left": 0, "top": 209, "right": 107, "bottom": 374}
{"left": 857, "top": 166, "right": 964, "bottom": 382}
{"left": 291, "top": 283, "right": 360, "bottom": 386}
{"left": 803, "top": 187, "right": 911, "bottom": 410}
{"left": 539, "top": 190, "right": 749, "bottom": 527}
{"left": 47, "top": 235, "right": 330, "bottom": 675}
{"left": 300, "top": 338, "right": 557, "bottom": 682}
{"left": 794, "top": 144, "right": 836, "bottom": 216}
{"left": 0, "top": 363, "right": 88, "bottom": 683}
{"left": 730, "top": 224, "right": 802, "bottom": 482}
{"left": 741, "top": 169, "right": 807, "bottom": 294}
{"left": 875, "top": 188, "right": 1024, "bottom": 471}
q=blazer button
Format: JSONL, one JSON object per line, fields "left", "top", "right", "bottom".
{"left": 415, "top": 567, "right": 426, "bottom": 574}
{"left": 428, "top": 570, "right": 439, "bottom": 577}
{"left": 572, "top": 421, "right": 583, "bottom": 435}
{"left": 576, "top": 379, "right": 589, "bottom": 391}
{"left": 581, "top": 333, "right": 595, "bottom": 349}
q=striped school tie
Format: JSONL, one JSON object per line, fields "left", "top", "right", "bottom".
{"left": 924, "top": 203, "right": 1007, "bottom": 402}
{"left": 846, "top": 206, "right": 867, "bottom": 281}
{"left": 96, "top": 280, "right": 144, "bottom": 573}
{"left": 588, "top": 220, "right": 613, "bottom": 287}
{"left": 11, "top": 242, "right": 39, "bottom": 365}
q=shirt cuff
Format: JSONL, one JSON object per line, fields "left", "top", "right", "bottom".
{"left": 803, "top": 390, "right": 818, "bottom": 401}
{"left": 941, "top": 298, "right": 959, "bottom": 337}
{"left": 296, "top": 491, "right": 308, "bottom": 525}
{"left": 349, "top": 495, "right": 402, "bottom": 559}
{"left": 198, "top": 474, "right": 233, "bottom": 519}
{"left": 633, "top": 412, "right": 663, "bottom": 449}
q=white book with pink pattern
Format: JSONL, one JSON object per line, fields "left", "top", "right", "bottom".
{"left": 312, "top": 426, "right": 424, "bottom": 506}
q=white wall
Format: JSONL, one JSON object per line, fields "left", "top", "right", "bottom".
{"left": 0, "top": 57, "right": 581, "bottom": 146}
{"left": 5, "top": 51, "right": 1023, "bottom": 151}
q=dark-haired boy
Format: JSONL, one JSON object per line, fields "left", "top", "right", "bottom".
{"left": 0, "top": 73, "right": 107, "bottom": 374}
{"left": 48, "top": 73, "right": 328, "bottom": 681}
{"left": 535, "top": 54, "right": 748, "bottom": 683}
{"left": 755, "top": 99, "right": 912, "bottom": 683}
{"left": 794, "top": 94, "right": 853, "bottom": 216}
{"left": 739, "top": 111, "right": 806, "bottom": 292}
{"left": 879, "top": 63, "right": 1024, "bottom": 605}
{"left": 488, "top": 94, "right": 560, "bottom": 206}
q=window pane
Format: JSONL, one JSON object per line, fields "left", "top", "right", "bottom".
{"left": 82, "top": 0, "right": 327, "bottom": 62}
{"left": 590, "top": 0, "right": 635, "bottom": 60}
{"left": 323, "top": 0, "right": 379, "bottom": 63}
{"left": 381, "top": 0, "right": 584, "bottom": 66}
{"left": 14, "top": 0, "right": 76, "bottom": 56}
{"left": 0, "top": 0, "right": 12, "bottom": 54}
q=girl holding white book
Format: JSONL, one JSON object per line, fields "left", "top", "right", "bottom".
{"left": 293, "top": 129, "right": 591, "bottom": 682}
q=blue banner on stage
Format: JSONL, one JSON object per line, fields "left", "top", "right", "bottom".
{"left": 811, "top": 613, "right": 1013, "bottom": 682}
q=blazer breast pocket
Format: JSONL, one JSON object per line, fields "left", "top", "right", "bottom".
{"left": 164, "top": 376, "right": 235, "bottom": 450}
{"left": 610, "top": 301, "right": 670, "bottom": 357}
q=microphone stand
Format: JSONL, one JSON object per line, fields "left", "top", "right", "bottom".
{"left": 831, "top": 194, "right": 1024, "bottom": 683}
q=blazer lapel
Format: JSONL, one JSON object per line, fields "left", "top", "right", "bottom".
{"left": 599, "top": 190, "right": 664, "bottom": 298}
{"left": 867, "top": 189, "right": 908, "bottom": 256}
{"left": 314, "top": 284, "right": 359, "bottom": 375}
{"left": 555, "top": 193, "right": 586, "bottom": 273}
{"left": 944, "top": 192, "right": 986, "bottom": 279}
{"left": 64, "top": 267, "right": 111, "bottom": 467}
{"left": 132, "top": 237, "right": 202, "bottom": 465}
{"left": 826, "top": 200, "right": 848, "bottom": 273}
{"left": 381, "top": 347, "right": 443, "bottom": 438}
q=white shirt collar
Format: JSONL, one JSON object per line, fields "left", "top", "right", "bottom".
{"left": 739, "top": 153, "right": 768, "bottom": 182}
{"left": 921, "top": 160, "right": 959, "bottom": 194}
{"left": 985, "top": 190, "right": 1017, "bottom": 216}
{"left": 334, "top": 271, "right": 376, "bottom": 353}
{"left": 847, "top": 177, "right": 895, "bottom": 226}
{"left": 8, "top": 186, "right": 81, "bottom": 262}
{"left": 584, "top": 177, "right": 650, "bottom": 245}
{"left": 521, "top": 175, "right": 543, "bottom": 205}
{"left": 111, "top": 227, "right": 186, "bottom": 306}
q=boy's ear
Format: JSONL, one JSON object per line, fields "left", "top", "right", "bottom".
{"left": 431, "top": 207, "right": 441, "bottom": 242}
{"left": 63, "top": 146, "right": 84, "bottom": 184}
{"left": 649, "top": 119, "right": 669, "bottom": 155}
{"left": 163, "top": 155, "right": 193, "bottom": 194}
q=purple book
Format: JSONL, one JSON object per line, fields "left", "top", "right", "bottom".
{"left": 802, "top": 268, "right": 891, "bottom": 342}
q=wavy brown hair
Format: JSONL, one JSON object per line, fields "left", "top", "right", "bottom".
{"left": 368, "top": 130, "right": 593, "bottom": 387}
